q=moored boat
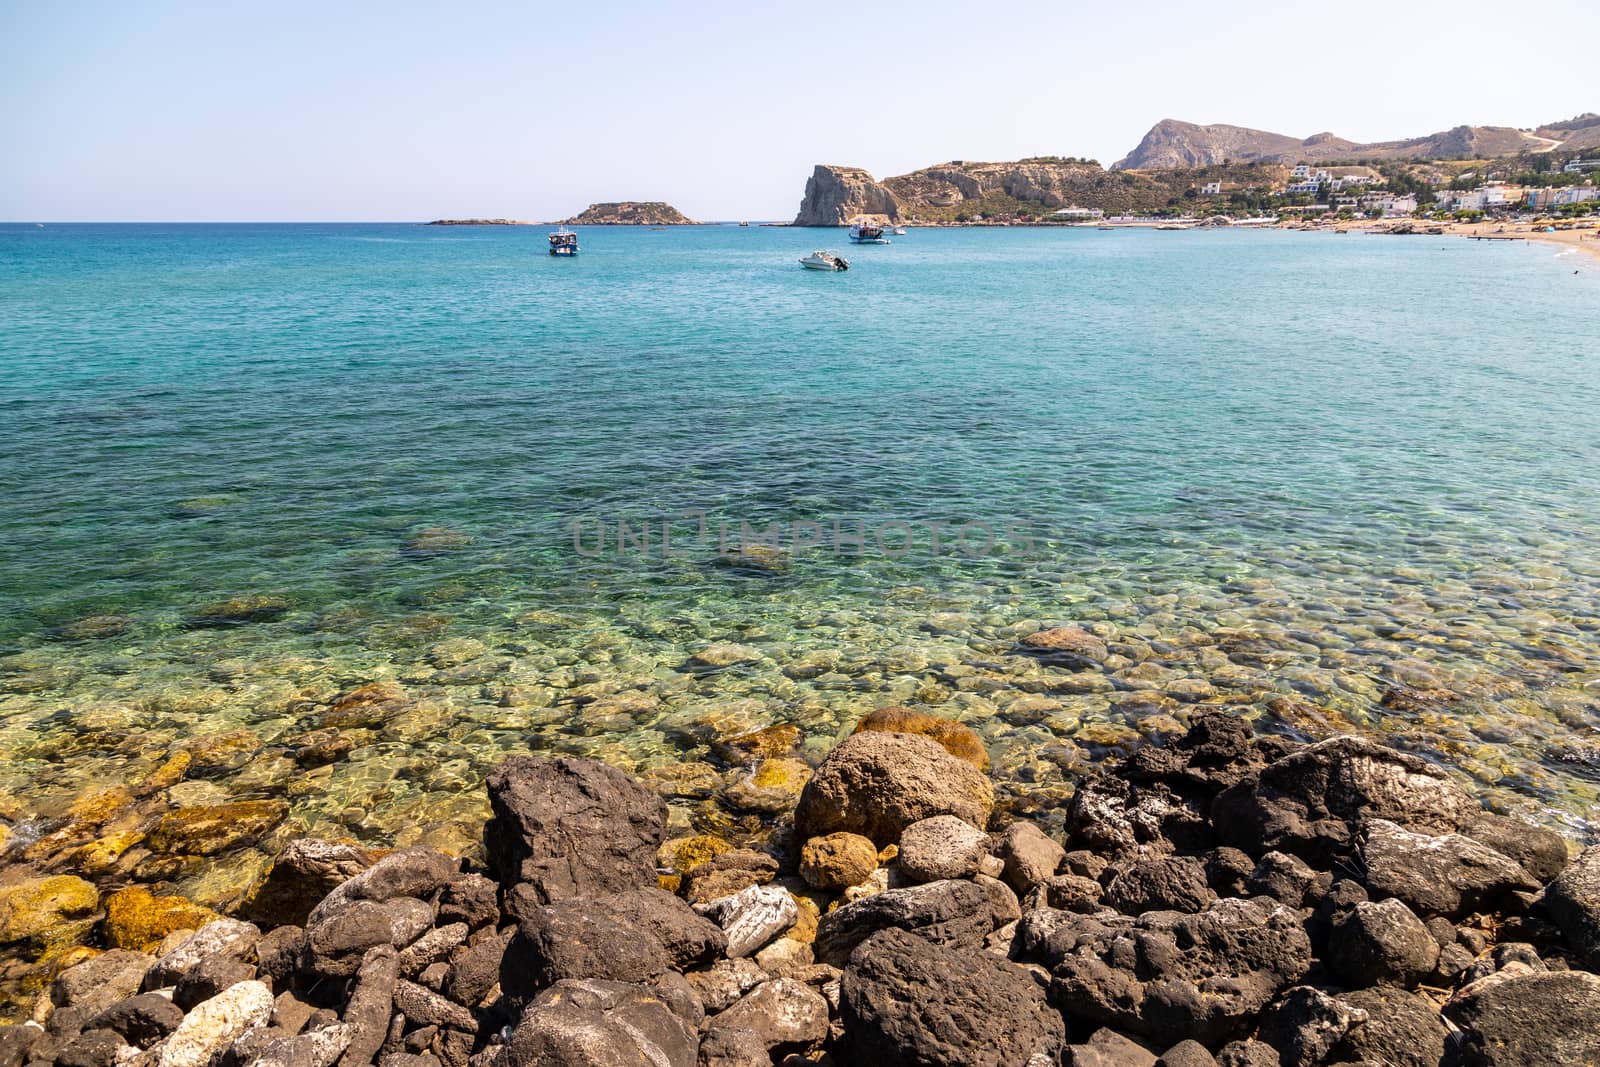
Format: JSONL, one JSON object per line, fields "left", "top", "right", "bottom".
{"left": 548, "top": 227, "right": 579, "bottom": 256}
{"left": 800, "top": 250, "right": 849, "bottom": 271}
{"left": 848, "top": 220, "right": 890, "bottom": 244}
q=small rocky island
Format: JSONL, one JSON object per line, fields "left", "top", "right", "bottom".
{"left": 4, "top": 698, "right": 1599, "bottom": 1066}
{"left": 564, "top": 202, "right": 698, "bottom": 225}
{"left": 423, "top": 219, "right": 536, "bottom": 227}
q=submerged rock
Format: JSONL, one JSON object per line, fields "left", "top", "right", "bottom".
{"left": 851, "top": 706, "right": 990, "bottom": 771}
{"left": 0, "top": 875, "right": 99, "bottom": 943}
{"left": 185, "top": 594, "right": 289, "bottom": 627}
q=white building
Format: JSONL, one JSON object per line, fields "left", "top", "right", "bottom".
{"left": 1052, "top": 206, "right": 1104, "bottom": 219}
{"left": 1361, "top": 194, "right": 1418, "bottom": 216}
{"left": 1200, "top": 181, "right": 1222, "bottom": 195}
{"left": 1563, "top": 159, "right": 1600, "bottom": 173}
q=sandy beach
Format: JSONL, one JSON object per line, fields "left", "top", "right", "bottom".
{"left": 1444, "top": 219, "right": 1600, "bottom": 263}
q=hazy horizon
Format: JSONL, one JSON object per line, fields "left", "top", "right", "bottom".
{"left": 4, "top": 0, "right": 1597, "bottom": 222}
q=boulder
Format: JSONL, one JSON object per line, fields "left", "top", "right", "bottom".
{"left": 1157, "top": 1040, "right": 1218, "bottom": 1067}
{"left": 241, "top": 839, "right": 380, "bottom": 927}
{"left": 1326, "top": 899, "right": 1438, "bottom": 989}
{"left": 1067, "top": 774, "right": 1210, "bottom": 857}
{"left": 1103, "top": 856, "right": 1214, "bottom": 915}
{"left": 1539, "top": 844, "right": 1600, "bottom": 970}
{"left": 896, "top": 815, "right": 990, "bottom": 882}
{"left": 713, "top": 978, "right": 828, "bottom": 1050}
{"left": 1442, "top": 969, "right": 1600, "bottom": 1066}
{"left": 305, "top": 897, "right": 432, "bottom": 976}
{"left": 840, "top": 928, "right": 1064, "bottom": 1066}
{"left": 84, "top": 994, "right": 184, "bottom": 1048}
{"left": 795, "top": 732, "right": 993, "bottom": 846}
{"left": 851, "top": 707, "right": 990, "bottom": 771}
{"left": 337, "top": 947, "right": 398, "bottom": 1067}
{"left": 444, "top": 927, "right": 512, "bottom": 1007}
{"left": 994, "top": 821, "right": 1065, "bottom": 896}
{"left": 502, "top": 900, "right": 669, "bottom": 996}
{"left": 701, "top": 884, "right": 797, "bottom": 958}
{"left": 1329, "top": 986, "right": 1448, "bottom": 1067}
{"left": 685, "top": 958, "right": 768, "bottom": 1013}
{"left": 1212, "top": 736, "right": 1480, "bottom": 864}
{"left": 0, "top": 875, "right": 98, "bottom": 942}
{"left": 244, "top": 1021, "right": 350, "bottom": 1067}
{"left": 104, "top": 888, "right": 220, "bottom": 951}
{"left": 696, "top": 1026, "right": 768, "bottom": 1067}
{"left": 814, "top": 880, "right": 997, "bottom": 968}
{"left": 484, "top": 756, "right": 666, "bottom": 902}
{"left": 156, "top": 980, "right": 273, "bottom": 1067}
{"left": 1255, "top": 986, "right": 1367, "bottom": 1067}
{"left": 1045, "top": 898, "right": 1311, "bottom": 1046}
{"left": 1359, "top": 819, "right": 1538, "bottom": 918}
{"left": 144, "top": 919, "right": 261, "bottom": 989}
{"left": 1459, "top": 813, "right": 1569, "bottom": 883}
{"left": 681, "top": 849, "right": 780, "bottom": 905}
{"left": 602, "top": 888, "right": 726, "bottom": 968}
{"left": 504, "top": 979, "right": 697, "bottom": 1067}
{"left": 798, "top": 833, "right": 878, "bottom": 891}
{"left": 1065, "top": 1028, "right": 1158, "bottom": 1066}
{"left": 50, "top": 950, "right": 154, "bottom": 1017}
{"left": 436, "top": 874, "right": 500, "bottom": 930}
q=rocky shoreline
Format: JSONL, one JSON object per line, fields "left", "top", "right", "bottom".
{"left": 3, "top": 706, "right": 1597, "bottom": 1067}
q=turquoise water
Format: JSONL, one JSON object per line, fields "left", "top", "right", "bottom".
{"left": 2, "top": 222, "right": 1599, "bottom": 887}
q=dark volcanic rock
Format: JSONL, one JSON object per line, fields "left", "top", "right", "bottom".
{"left": 1103, "top": 855, "right": 1215, "bottom": 915}
{"left": 1067, "top": 774, "right": 1211, "bottom": 857}
{"left": 484, "top": 756, "right": 666, "bottom": 902}
{"left": 600, "top": 888, "right": 726, "bottom": 968}
{"left": 1330, "top": 986, "right": 1449, "bottom": 1067}
{"left": 813, "top": 879, "right": 998, "bottom": 968}
{"left": 1539, "top": 844, "right": 1600, "bottom": 970}
{"left": 1255, "top": 986, "right": 1367, "bottom": 1067}
{"left": 1442, "top": 969, "right": 1600, "bottom": 1066}
{"left": 338, "top": 946, "right": 399, "bottom": 1067}
{"left": 1460, "top": 813, "right": 1570, "bottom": 883}
{"left": 501, "top": 900, "right": 669, "bottom": 999}
{"left": 504, "top": 978, "right": 697, "bottom": 1067}
{"left": 1326, "top": 898, "right": 1438, "bottom": 988}
{"left": 1360, "top": 819, "right": 1539, "bottom": 918}
{"left": 84, "top": 994, "right": 184, "bottom": 1048}
{"left": 840, "top": 928, "right": 1065, "bottom": 1066}
{"left": 794, "top": 732, "right": 994, "bottom": 846}
{"left": 242, "top": 839, "right": 380, "bottom": 927}
{"left": 305, "top": 897, "right": 432, "bottom": 977}
{"left": 1212, "top": 736, "right": 1479, "bottom": 864}
{"left": 1044, "top": 898, "right": 1312, "bottom": 1046}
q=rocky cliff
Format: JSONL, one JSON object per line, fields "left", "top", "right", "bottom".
{"left": 793, "top": 158, "right": 1263, "bottom": 223}
{"left": 1114, "top": 115, "right": 1588, "bottom": 169}
{"left": 792, "top": 166, "right": 902, "bottom": 226}
{"left": 565, "top": 202, "right": 697, "bottom": 225}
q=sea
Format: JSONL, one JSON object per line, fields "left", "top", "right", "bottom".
{"left": 2, "top": 221, "right": 1599, "bottom": 906}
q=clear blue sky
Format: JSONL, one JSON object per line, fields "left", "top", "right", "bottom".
{"left": 3, "top": 0, "right": 1596, "bottom": 221}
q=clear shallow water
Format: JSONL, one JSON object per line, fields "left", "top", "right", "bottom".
{"left": 2, "top": 222, "right": 1600, "bottom": 893}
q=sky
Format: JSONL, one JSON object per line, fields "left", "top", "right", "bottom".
{"left": 3, "top": 0, "right": 1596, "bottom": 221}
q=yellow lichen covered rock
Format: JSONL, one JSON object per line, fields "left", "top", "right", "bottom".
{"left": 104, "top": 887, "right": 219, "bottom": 950}
{"left": 852, "top": 707, "right": 990, "bottom": 772}
{"left": 0, "top": 876, "right": 100, "bottom": 943}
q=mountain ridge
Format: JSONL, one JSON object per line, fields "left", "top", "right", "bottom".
{"left": 1113, "top": 114, "right": 1599, "bottom": 169}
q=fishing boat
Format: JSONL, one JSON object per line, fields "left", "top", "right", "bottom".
{"left": 548, "top": 227, "right": 579, "bottom": 256}
{"left": 800, "top": 250, "right": 849, "bottom": 271}
{"left": 848, "top": 220, "right": 890, "bottom": 244}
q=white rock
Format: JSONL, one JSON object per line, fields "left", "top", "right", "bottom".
{"left": 157, "top": 980, "right": 273, "bottom": 1067}
{"left": 146, "top": 919, "right": 261, "bottom": 987}
{"left": 708, "top": 884, "right": 797, "bottom": 957}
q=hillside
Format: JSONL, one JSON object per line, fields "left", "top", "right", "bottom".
{"left": 1114, "top": 115, "right": 1597, "bottom": 169}
{"left": 565, "top": 202, "right": 698, "bottom": 225}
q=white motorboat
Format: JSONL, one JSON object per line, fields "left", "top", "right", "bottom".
{"left": 800, "top": 250, "right": 849, "bottom": 271}
{"left": 848, "top": 220, "right": 890, "bottom": 244}
{"left": 892, "top": 226, "right": 907, "bottom": 235}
